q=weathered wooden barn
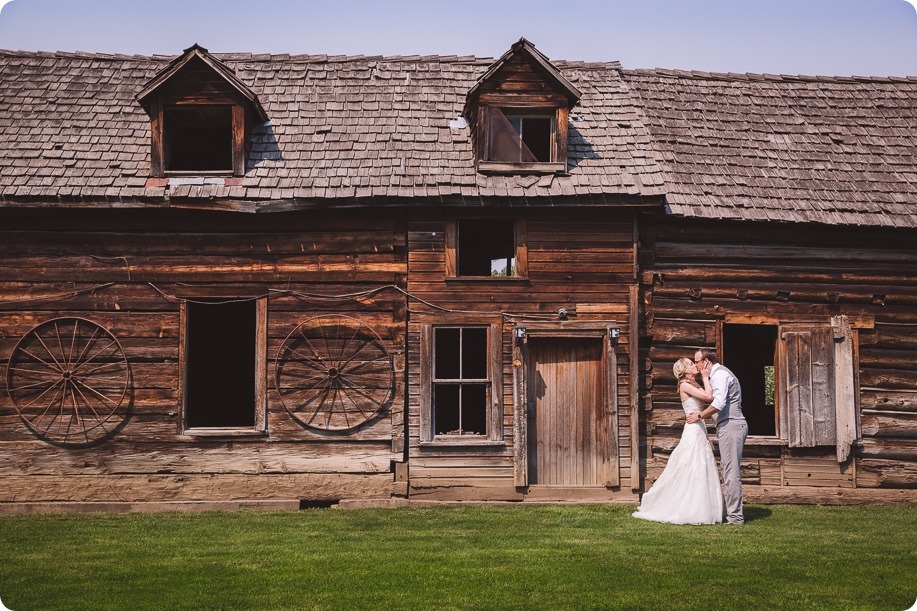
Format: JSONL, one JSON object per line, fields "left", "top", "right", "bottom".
{"left": 0, "top": 40, "right": 914, "bottom": 511}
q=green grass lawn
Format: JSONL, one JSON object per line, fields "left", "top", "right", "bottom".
{"left": 1, "top": 504, "right": 914, "bottom": 610}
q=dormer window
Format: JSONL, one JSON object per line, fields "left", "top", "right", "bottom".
{"left": 466, "top": 39, "right": 580, "bottom": 175}
{"left": 137, "top": 44, "right": 267, "bottom": 178}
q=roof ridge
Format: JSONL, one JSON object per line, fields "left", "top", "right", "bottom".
{"left": 0, "top": 48, "right": 159, "bottom": 61}
{"left": 0, "top": 48, "right": 494, "bottom": 65}
{"left": 620, "top": 67, "right": 917, "bottom": 83}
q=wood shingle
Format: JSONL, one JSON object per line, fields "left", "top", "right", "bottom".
{"left": 623, "top": 69, "right": 917, "bottom": 227}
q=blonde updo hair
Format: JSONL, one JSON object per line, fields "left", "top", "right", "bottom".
{"left": 673, "top": 357, "right": 697, "bottom": 391}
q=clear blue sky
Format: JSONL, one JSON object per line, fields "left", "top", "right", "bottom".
{"left": 1, "top": 0, "right": 916, "bottom": 76}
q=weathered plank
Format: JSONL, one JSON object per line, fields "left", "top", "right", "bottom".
{"left": 0, "top": 441, "right": 396, "bottom": 475}
{"left": 0, "top": 473, "right": 399, "bottom": 502}
{"left": 742, "top": 485, "right": 917, "bottom": 505}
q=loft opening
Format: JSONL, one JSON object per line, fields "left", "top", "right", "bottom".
{"left": 723, "top": 323, "right": 778, "bottom": 437}
{"left": 433, "top": 327, "right": 489, "bottom": 436}
{"left": 164, "top": 105, "right": 233, "bottom": 172}
{"left": 458, "top": 219, "right": 516, "bottom": 277}
{"left": 184, "top": 299, "right": 265, "bottom": 430}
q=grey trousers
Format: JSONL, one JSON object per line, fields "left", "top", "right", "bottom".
{"left": 717, "top": 419, "right": 748, "bottom": 524}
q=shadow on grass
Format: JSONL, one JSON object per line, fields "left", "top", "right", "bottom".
{"left": 745, "top": 506, "right": 773, "bottom": 522}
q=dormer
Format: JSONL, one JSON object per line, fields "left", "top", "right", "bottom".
{"left": 466, "top": 39, "right": 581, "bottom": 174}
{"left": 137, "top": 44, "right": 267, "bottom": 177}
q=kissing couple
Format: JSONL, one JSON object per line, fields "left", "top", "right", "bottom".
{"left": 633, "top": 349, "right": 748, "bottom": 525}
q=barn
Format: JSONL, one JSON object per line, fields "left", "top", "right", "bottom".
{"left": 0, "top": 39, "right": 913, "bottom": 511}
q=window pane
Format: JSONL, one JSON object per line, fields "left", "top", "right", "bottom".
{"left": 457, "top": 219, "right": 516, "bottom": 277}
{"left": 487, "top": 108, "right": 536, "bottom": 162}
{"left": 434, "top": 384, "right": 460, "bottom": 435}
{"left": 461, "top": 328, "right": 488, "bottom": 380}
{"left": 186, "top": 300, "right": 256, "bottom": 427}
{"left": 521, "top": 117, "right": 552, "bottom": 162}
{"left": 461, "top": 384, "right": 487, "bottom": 435}
{"left": 434, "top": 328, "right": 460, "bottom": 379}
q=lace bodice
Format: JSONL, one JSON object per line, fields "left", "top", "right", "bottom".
{"left": 682, "top": 396, "right": 704, "bottom": 416}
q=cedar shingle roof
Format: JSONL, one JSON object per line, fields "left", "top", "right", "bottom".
{"left": 622, "top": 69, "right": 917, "bottom": 228}
{"left": 0, "top": 49, "right": 664, "bottom": 209}
{"left": 1, "top": 48, "right": 915, "bottom": 228}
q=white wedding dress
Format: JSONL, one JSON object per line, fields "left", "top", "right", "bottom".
{"left": 633, "top": 396, "right": 725, "bottom": 524}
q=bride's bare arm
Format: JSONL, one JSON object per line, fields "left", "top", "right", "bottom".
{"left": 680, "top": 375, "right": 713, "bottom": 403}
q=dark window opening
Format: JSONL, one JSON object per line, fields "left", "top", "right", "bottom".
{"left": 458, "top": 219, "right": 516, "bottom": 277}
{"left": 724, "top": 324, "right": 778, "bottom": 436}
{"left": 487, "top": 108, "right": 553, "bottom": 163}
{"left": 164, "top": 105, "right": 233, "bottom": 172}
{"left": 433, "top": 327, "right": 488, "bottom": 436}
{"left": 186, "top": 300, "right": 256, "bottom": 428}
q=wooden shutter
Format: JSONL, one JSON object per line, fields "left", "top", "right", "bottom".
{"left": 832, "top": 316, "right": 857, "bottom": 462}
{"left": 419, "top": 325, "right": 433, "bottom": 442}
{"left": 779, "top": 324, "right": 836, "bottom": 447}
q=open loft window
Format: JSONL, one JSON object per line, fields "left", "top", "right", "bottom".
{"left": 477, "top": 106, "right": 567, "bottom": 173}
{"left": 182, "top": 298, "right": 267, "bottom": 434}
{"left": 460, "top": 219, "right": 515, "bottom": 277}
{"left": 487, "top": 108, "right": 554, "bottom": 163}
{"left": 722, "top": 317, "right": 858, "bottom": 461}
{"left": 446, "top": 218, "right": 527, "bottom": 279}
{"left": 420, "top": 322, "right": 502, "bottom": 443}
{"left": 163, "top": 105, "right": 233, "bottom": 172}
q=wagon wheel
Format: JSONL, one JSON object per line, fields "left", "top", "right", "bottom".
{"left": 275, "top": 315, "right": 393, "bottom": 431}
{"left": 5, "top": 317, "right": 130, "bottom": 446}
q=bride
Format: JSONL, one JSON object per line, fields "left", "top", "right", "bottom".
{"left": 633, "top": 357, "right": 725, "bottom": 524}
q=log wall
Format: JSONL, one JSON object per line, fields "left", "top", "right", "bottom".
{"left": 4, "top": 206, "right": 913, "bottom": 508}
{"left": 640, "top": 216, "right": 917, "bottom": 502}
{"left": 406, "top": 209, "right": 640, "bottom": 501}
{"left": 0, "top": 208, "right": 407, "bottom": 508}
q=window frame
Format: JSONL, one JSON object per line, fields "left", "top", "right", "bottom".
{"left": 178, "top": 297, "right": 268, "bottom": 437}
{"left": 150, "top": 97, "right": 247, "bottom": 178}
{"left": 718, "top": 315, "right": 862, "bottom": 454}
{"left": 476, "top": 103, "right": 569, "bottom": 174}
{"left": 445, "top": 217, "right": 528, "bottom": 280}
{"left": 419, "top": 321, "right": 503, "bottom": 445}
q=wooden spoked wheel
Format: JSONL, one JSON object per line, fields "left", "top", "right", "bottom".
{"left": 5, "top": 317, "right": 130, "bottom": 445}
{"left": 275, "top": 315, "right": 393, "bottom": 431}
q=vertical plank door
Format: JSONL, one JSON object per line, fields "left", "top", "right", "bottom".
{"left": 527, "top": 337, "right": 607, "bottom": 485}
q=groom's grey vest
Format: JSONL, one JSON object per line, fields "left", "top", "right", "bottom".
{"left": 711, "top": 364, "right": 745, "bottom": 427}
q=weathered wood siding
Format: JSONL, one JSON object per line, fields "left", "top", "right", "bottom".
{"left": 407, "top": 209, "right": 640, "bottom": 501}
{"left": 641, "top": 217, "right": 917, "bottom": 501}
{"left": 0, "top": 208, "right": 406, "bottom": 507}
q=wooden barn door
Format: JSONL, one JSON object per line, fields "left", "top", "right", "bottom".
{"left": 526, "top": 337, "right": 610, "bottom": 486}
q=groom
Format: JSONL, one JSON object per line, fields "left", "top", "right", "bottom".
{"left": 686, "top": 348, "right": 748, "bottom": 524}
